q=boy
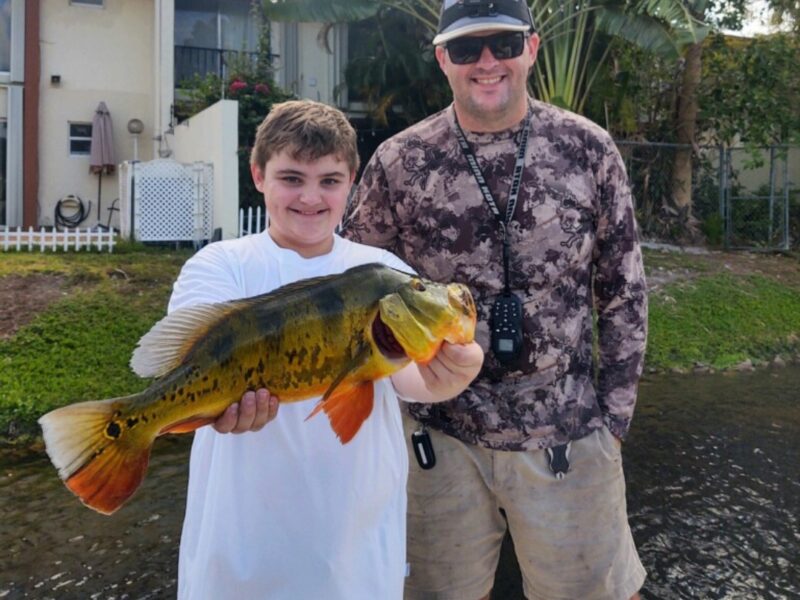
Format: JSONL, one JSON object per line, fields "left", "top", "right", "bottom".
{"left": 171, "top": 100, "right": 483, "bottom": 600}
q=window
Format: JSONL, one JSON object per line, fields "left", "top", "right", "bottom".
{"left": 175, "top": 0, "right": 257, "bottom": 51}
{"left": 174, "top": 0, "right": 259, "bottom": 85}
{"left": 69, "top": 123, "right": 92, "bottom": 155}
{"left": 70, "top": 0, "right": 104, "bottom": 6}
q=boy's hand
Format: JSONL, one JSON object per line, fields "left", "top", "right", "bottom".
{"left": 214, "top": 388, "right": 279, "bottom": 433}
{"left": 416, "top": 341, "right": 484, "bottom": 400}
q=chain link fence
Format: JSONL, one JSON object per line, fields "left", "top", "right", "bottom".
{"left": 616, "top": 141, "right": 798, "bottom": 251}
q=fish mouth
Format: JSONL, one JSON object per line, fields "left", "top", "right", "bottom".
{"left": 372, "top": 313, "right": 407, "bottom": 361}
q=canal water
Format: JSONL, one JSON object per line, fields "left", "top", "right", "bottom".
{"left": 2, "top": 367, "right": 798, "bottom": 599}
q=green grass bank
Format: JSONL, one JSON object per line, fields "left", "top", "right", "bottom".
{"left": 1, "top": 247, "right": 799, "bottom": 446}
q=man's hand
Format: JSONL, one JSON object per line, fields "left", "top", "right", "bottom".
{"left": 214, "top": 388, "right": 279, "bottom": 434}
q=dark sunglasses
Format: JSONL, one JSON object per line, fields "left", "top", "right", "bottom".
{"left": 445, "top": 31, "right": 526, "bottom": 65}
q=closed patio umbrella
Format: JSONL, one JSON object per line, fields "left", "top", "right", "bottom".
{"left": 89, "top": 101, "right": 116, "bottom": 221}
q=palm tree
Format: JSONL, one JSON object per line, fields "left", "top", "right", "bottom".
{"left": 533, "top": 0, "right": 708, "bottom": 112}
{"left": 261, "top": 0, "right": 708, "bottom": 113}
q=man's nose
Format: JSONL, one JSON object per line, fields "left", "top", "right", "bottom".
{"left": 475, "top": 43, "right": 499, "bottom": 66}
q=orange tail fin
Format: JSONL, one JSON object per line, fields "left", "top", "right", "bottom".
{"left": 38, "top": 396, "right": 154, "bottom": 515}
{"left": 306, "top": 381, "right": 374, "bottom": 444}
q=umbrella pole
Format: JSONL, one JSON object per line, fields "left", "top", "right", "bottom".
{"left": 97, "top": 172, "right": 103, "bottom": 221}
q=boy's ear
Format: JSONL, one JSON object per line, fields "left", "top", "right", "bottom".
{"left": 251, "top": 163, "right": 265, "bottom": 192}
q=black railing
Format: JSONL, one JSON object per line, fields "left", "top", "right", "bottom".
{"left": 175, "top": 45, "right": 264, "bottom": 87}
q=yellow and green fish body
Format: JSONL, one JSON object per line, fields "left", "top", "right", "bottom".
{"left": 38, "top": 263, "right": 477, "bottom": 515}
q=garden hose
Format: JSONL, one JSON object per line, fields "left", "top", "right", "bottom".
{"left": 55, "top": 195, "right": 91, "bottom": 229}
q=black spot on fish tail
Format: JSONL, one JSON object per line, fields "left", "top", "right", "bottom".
{"left": 105, "top": 421, "right": 122, "bottom": 439}
{"left": 257, "top": 358, "right": 265, "bottom": 373}
{"left": 244, "top": 367, "right": 255, "bottom": 381}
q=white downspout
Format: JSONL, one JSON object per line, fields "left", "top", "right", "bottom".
{"left": 154, "top": 0, "right": 175, "bottom": 158}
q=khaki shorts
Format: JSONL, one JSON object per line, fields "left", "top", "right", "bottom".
{"left": 403, "top": 411, "right": 646, "bottom": 600}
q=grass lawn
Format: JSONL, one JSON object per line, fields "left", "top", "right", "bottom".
{"left": 1, "top": 245, "right": 799, "bottom": 445}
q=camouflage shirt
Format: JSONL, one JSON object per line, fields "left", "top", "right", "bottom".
{"left": 342, "top": 99, "right": 647, "bottom": 451}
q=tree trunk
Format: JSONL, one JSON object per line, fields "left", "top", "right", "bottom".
{"left": 671, "top": 41, "right": 703, "bottom": 239}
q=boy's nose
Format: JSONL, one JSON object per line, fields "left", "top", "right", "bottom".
{"left": 298, "top": 188, "right": 321, "bottom": 204}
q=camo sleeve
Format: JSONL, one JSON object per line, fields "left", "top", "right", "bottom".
{"left": 592, "top": 144, "right": 648, "bottom": 440}
{"left": 343, "top": 152, "right": 401, "bottom": 254}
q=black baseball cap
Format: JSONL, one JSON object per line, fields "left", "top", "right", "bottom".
{"left": 433, "top": 0, "right": 535, "bottom": 46}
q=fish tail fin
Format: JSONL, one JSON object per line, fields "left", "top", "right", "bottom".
{"left": 305, "top": 381, "right": 374, "bottom": 444}
{"left": 38, "top": 395, "right": 154, "bottom": 515}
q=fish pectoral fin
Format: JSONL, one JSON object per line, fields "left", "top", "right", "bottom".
{"left": 305, "top": 381, "right": 375, "bottom": 444}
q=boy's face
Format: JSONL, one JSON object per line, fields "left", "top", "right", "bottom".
{"left": 252, "top": 149, "right": 355, "bottom": 258}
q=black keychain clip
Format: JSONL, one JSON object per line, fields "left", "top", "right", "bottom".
{"left": 411, "top": 426, "right": 436, "bottom": 470}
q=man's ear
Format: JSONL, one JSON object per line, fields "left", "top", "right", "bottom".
{"left": 435, "top": 45, "right": 448, "bottom": 72}
{"left": 527, "top": 33, "right": 541, "bottom": 60}
{"left": 251, "top": 163, "right": 265, "bottom": 192}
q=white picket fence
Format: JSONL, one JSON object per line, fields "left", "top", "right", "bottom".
{"left": 238, "top": 206, "right": 268, "bottom": 237}
{"left": 1, "top": 226, "right": 116, "bottom": 252}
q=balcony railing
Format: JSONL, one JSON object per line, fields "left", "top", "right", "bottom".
{"left": 175, "top": 45, "right": 271, "bottom": 87}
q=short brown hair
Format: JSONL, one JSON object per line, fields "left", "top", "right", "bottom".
{"left": 250, "top": 100, "right": 359, "bottom": 174}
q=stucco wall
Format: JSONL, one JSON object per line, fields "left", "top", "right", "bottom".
{"left": 38, "top": 0, "right": 155, "bottom": 228}
{"left": 730, "top": 147, "right": 799, "bottom": 194}
{"left": 171, "top": 99, "right": 239, "bottom": 240}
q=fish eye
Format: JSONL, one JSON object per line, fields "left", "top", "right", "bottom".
{"left": 411, "top": 279, "right": 426, "bottom": 292}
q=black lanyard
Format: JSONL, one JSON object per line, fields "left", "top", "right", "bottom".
{"left": 453, "top": 112, "right": 531, "bottom": 293}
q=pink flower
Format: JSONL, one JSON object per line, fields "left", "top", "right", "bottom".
{"left": 254, "top": 83, "right": 271, "bottom": 95}
{"left": 229, "top": 79, "right": 248, "bottom": 93}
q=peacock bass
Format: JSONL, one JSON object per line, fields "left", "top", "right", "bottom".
{"left": 38, "top": 263, "right": 477, "bottom": 515}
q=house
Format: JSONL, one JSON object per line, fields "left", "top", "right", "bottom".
{"left": 1, "top": 0, "right": 354, "bottom": 239}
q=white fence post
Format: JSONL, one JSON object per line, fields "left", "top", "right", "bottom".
{"left": 0, "top": 227, "right": 118, "bottom": 253}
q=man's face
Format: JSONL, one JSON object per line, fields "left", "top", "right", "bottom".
{"left": 251, "top": 149, "right": 354, "bottom": 258}
{"left": 435, "top": 30, "right": 540, "bottom": 131}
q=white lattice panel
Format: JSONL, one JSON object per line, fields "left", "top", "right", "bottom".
{"left": 129, "top": 159, "right": 213, "bottom": 243}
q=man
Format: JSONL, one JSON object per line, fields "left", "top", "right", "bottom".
{"left": 343, "top": 1, "right": 648, "bottom": 599}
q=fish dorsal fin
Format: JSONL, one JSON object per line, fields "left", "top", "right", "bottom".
{"left": 130, "top": 262, "right": 395, "bottom": 379}
{"left": 130, "top": 302, "right": 244, "bottom": 378}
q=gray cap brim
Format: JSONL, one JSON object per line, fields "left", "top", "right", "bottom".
{"left": 433, "top": 17, "right": 531, "bottom": 46}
